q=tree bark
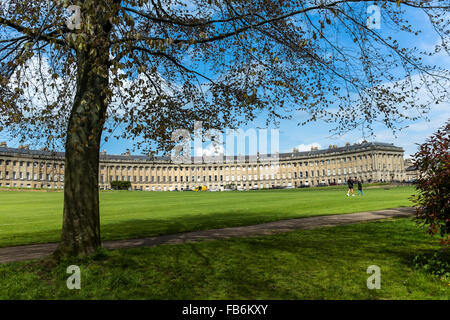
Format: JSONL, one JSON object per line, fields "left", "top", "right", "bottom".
{"left": 54, "top": 50, "right": 109, "bottom": 258}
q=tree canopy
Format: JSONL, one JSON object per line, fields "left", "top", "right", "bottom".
{"left": 1, "top": 0, "right": 448, "bottom": 152}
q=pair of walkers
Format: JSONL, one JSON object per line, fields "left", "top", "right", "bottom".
{"left": 347, "top": 177, "right": 364, "bottom": 197}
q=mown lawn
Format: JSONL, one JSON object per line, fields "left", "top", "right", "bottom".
{"left": 0, "top": 186, "right": 414, "bottom": 247}
{"left": 0, "top": 218, "right": 448, "bottom": 299}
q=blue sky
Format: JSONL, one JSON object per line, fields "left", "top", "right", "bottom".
{"left": 97, "top": 6, "right": 449, "bottom": 159}
{"left": 274, "top": 6, "right": 450, "bottom": 158}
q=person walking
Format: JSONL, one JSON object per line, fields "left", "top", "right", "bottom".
{"left": 347, "top": 177, "right": 354, "bottom": 197}
{"left": 357, "top": 177, "right": 365, "bottom": 196}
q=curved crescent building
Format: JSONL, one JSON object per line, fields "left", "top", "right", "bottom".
{"left": 0, "top": 141, "right": 406, "bottom": 191}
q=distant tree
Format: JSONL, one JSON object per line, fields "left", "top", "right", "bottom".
{"left": 224, "top": 183, "right": 237, "bottom": 190}
{"left": 111, "top": 180, "right": 131, "bottom": 190}
{"left": 0, "top": 0, "right": 449, "bottom": 257}
{"left": 413, "top": 120, "right": 450, "bottom": 247}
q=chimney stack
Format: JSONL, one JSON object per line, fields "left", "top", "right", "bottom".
{"left": 0, "top": 142, "right": 6, "bottom": 148}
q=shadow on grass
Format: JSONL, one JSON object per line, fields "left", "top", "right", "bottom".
{"left": 2, "top": 208, "right": 415, "bottom": 251}
{"left": 3, "top": 217, "right": 446, "bottom": 299}
{"left": 1, "top": 209, "right": 340, "bottom": 248}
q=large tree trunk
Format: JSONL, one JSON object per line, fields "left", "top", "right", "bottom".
{"left": 54, "top": 49, "right": 109, "bottom": 258}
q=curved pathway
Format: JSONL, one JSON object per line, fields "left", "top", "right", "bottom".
{"left": 0, "top": 207, "right": 414, "bottom": 264}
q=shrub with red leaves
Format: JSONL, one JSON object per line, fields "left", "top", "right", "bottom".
{"left": 412, "top": 120, "right": 450, "bottom": 247}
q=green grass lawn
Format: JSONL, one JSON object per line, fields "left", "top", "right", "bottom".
{"left": 1, "top": 218, "right": 448, "bottom": 299}
{"left": 0, "top": 186, "right": 414, "bottom": 247}
{"left": 0, "top": 186, "right": 414, "bottom": 248}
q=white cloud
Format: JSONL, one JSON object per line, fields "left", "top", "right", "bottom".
{"left": 8, "top": 55, "right": 74, "bottom": 116}
{"left": 294, "top": 143, "right": 321, "bottom": 152}
{"left": 196, "top": 143, "right": 224, "bottom": 157}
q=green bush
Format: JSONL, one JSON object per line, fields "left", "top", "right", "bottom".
{"left": 224, "top": 183, "right": 236, "bottom": 190}
{"left": 412, "top": 121, "right": 450, "bottom": 247}
{"left": 413, "top": 252, "right": 450, "bottom": 278}
{"left": 110, "top": 181, "right": 131, "bottom": 190}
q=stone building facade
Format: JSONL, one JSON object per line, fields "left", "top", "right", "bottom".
{"left": 0, "top": 141, "right": 406, "bottom": 191}
{"left": 404, "top": 158, "right": 419, "bottom": 182}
